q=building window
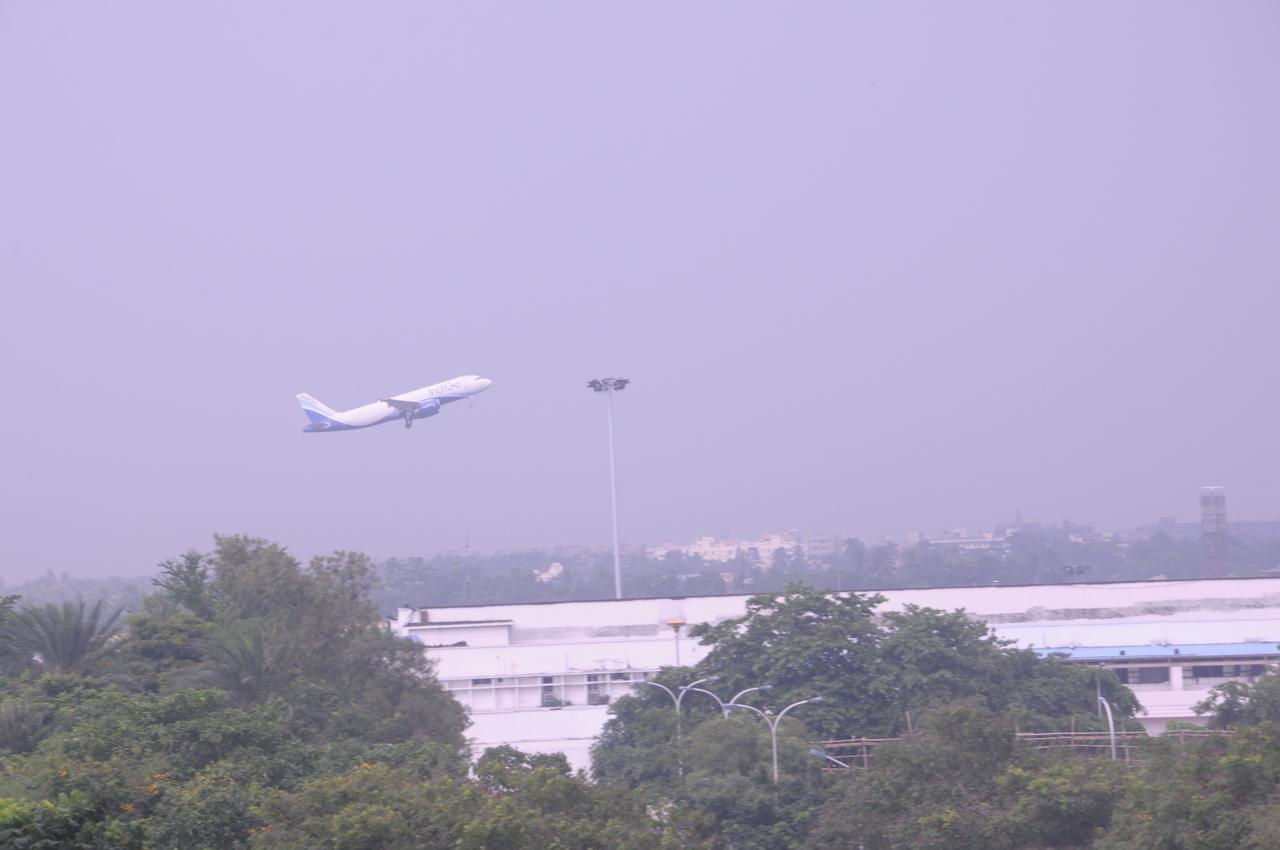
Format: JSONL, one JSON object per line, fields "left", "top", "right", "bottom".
{"left": 541, "top": 676, "right": 558, "bottom": 707}
{"left": 609, "top": 672, "right": 631, "bottom": 681}
{"left": 587, "top": 673, "right": 609, "bottom": 705}
{"left": 1136, "top": 667, "right": 1170, "bottom": 685}
{"left": 1113, "top": 667, "right": 1175, "bottom": 685}
{"left": 471, "top": 678, "right": 493, "bottom": 686}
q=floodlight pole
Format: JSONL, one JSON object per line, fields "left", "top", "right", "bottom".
{"left": 606, "top": 387, "right": 622, "bottom": 599}
{"left": 587, "top": 377, "right": 629, "bottom": 599}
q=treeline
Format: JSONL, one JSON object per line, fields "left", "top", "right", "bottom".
{"left": 5, "top": 543, "right": 1280, "bottom": 847}
{"left": 371, "top": 527, "right": 1280, "bottom": 612}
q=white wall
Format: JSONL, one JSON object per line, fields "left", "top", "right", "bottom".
{"left": 393, "top": 578, "right": 1280, "bottom": 767}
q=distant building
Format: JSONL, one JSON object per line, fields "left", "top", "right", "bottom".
{"left": 1134, "top": 517, "right": 1280, "bottom": 547}
{"left": 1201, "top": 486, "right": 1228, "bottom": 576}
{"left": 907, "top": 525, "right": 1018, "bottom": 553}
{"left": 1039, "top": 643, "right": 1278, "bottom": 733}
{"left": 534, "top": 562, "right": 564, "bottom": 583}
{"left": 648, "top": 530, "right": 838, "bottom": 569}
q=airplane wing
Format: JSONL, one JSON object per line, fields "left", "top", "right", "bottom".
{"left": 382, "top": 398, "right": 420, "bottom": 412}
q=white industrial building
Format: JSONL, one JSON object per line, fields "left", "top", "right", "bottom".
{"left": 646, "top": 530, "right": 840, "bottom": 568}
{"left": 389, "top": 577, "right": 1280, "bottom": 770}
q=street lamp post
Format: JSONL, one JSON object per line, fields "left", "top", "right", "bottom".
{"left": 641, "top": 675, "right": 720, "bottom": 779}
{"left": 666, "top": 617, "right": 687, "bottom": 667}
{"left": 1098, "top": 696, "right": 1118, "bottom": 760}
{"left": 726, "top": 696, "right": 824, "bottom": 782}
{"left": 586, "top": 377, "right": 630, "bottom": 599}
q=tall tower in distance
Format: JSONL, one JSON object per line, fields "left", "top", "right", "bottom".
{"left": 1200, "top": 486, "right": 1228, "bottom": 577}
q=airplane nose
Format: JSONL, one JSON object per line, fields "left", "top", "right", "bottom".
{"left": 479, "top": 378, "right": 494, "bottom": 390}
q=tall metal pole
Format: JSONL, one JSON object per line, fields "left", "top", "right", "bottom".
{"left": 587, "top": 377, "right": 629, "bottom": 598}
{"left": 606, "top": 386, "right": 623, "bottom": 599}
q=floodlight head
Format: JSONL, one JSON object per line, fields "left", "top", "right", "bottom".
{"left": 705, "top": 674, "right": 721, "bottom": 682}
{"left": 808, "top": 748, "right": 826, "bottom": 758}
{"left": 807, "top": 696, "right": 825, "bottom": 704}
{"left": 587, "top": 377, "right": 630, "bottom": 392}
{"left": 759, "top": 684, "right": 774, "bottom": 691}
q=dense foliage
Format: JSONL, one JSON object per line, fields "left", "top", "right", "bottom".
{"left": 811, "top": 704, "right": 1132, "bottom": 850}
{"left": 591, "top": 586, "right": 1139, "bottom": 848}
{"left": 7, "top": 547, "right": 1280, "bottom": 848}
{"left": 0, "top": 536, "right": 688, "bottom": 849}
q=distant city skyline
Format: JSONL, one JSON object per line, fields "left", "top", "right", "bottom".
{"left": 10, "top": 493, "right": 1279, "bottom": 584}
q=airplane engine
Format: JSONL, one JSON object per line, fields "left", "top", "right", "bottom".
{"left": 415, "top": 399, "right": 441, "bottom": 418}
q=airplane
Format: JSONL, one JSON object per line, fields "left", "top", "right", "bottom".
{"left": 296, "top": 374, "right": 493, "bottom": 432}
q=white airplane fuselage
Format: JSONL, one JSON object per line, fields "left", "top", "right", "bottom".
{"left": 296, "top": 374, "right": 493, "bottom": 432}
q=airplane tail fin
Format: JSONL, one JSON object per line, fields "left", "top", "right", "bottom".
{"left": 296, "top": 393, "right": 346, "bottom": 431}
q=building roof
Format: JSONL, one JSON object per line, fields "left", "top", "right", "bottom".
{"left": 1037, "top": 642, "right": 1280, "bottom": 662}
{"left": 407, "top": 574, "right": 1280, "bottom": 613}
{"left": 406, "top": 619, "right": 514, "bottom": 627}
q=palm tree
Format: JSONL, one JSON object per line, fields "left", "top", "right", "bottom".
{"left": 0, "top": 599, "right": 125, "bottom": 676}
{"left": 180, "top": 621, "right": 291, "bottom": 703}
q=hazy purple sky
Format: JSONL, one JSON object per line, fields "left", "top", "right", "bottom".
{"left": 2, "top": 3, "right": 1278, "bottom": 581}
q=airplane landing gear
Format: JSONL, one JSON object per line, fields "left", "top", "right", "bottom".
{"left": 404, "top": 414, "right": 414, "bottom": 429}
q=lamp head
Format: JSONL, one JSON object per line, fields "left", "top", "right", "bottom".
{"left": 807, "top": 696, "right": 825, "bottom": 704}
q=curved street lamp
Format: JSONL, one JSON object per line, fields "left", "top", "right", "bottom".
{"left": 730, "top": 684, "right": 773, "bottom": 706}
{"left": 809, "top": 747, "right": 850, "bottom": 769}
{"left": 1098, "top": 696, "right": 1118, "bottom": 760}
{"left": 641, "top": 675, "right": 720, "bottom": 779}
{"left": 726, "top": 696, "right": 825, "bottom": 782}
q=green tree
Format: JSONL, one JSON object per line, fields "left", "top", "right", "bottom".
{"left": 685, "top": 586, "right": 1134, "bottom": 740}
{"left": 679, "top": 715, "right": 828, "bottom": 849}
{"left": 810, "top": 704, "right": 1130, "bottom": 850}
{"left": 1096, "top": 723, "right": 1280, "bottom": 849}
{"left": 0, "top": 697, "right": 51, "bottom": 754}
{"left": 0, "top": 536, "right": 474, "bottom": 849}
{"left": 475, "top": 745, "right": 572, "bottom": 792}
{"left": 153, "top": 550, "right": 217, "bottom": 619}
{"left": 594, "top": 586, "right": 1138, "bottom": 847}
{"left": 252, "top": 762, "right": 705, "bottom": 850}
{"left": 1195, "top": 671, "right": 1280, "bottom": 728}
{"left": 119, "top": 598, "right": 212, "bottom": 691}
